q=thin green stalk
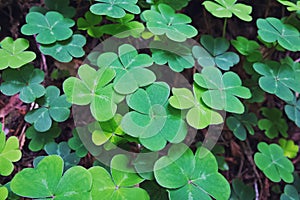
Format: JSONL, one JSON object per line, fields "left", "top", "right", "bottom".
{"left": 222, "top": 18, "right": 227, "bottom": 38}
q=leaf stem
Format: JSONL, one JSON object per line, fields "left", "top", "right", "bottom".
{"left": 222, "top": 18, "right": 227, "bottom": 38}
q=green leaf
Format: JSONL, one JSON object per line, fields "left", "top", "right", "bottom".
{"left": 142, "top": 4, "right": 198, "bottom": 42}
{"left": 202, "top": 0, "right": 252, "bottom": 21}
{"left": 101, "top": 14, "right": 145, "bottom": 38}
{"left": 25, "top": 124, "right": 61, "bottom": 152}
{"left": 0, "top": 124, "right": 22, "bottom": 176}
{"left": 150, "top": 38, "right": 195, "bottom": 72}
{"left": 226, "top": 112, "right": 257, "bottom": 141}
{"left": 257, "top": 17, "right": 300, "bottom": 52}
{"left": 89, "top": 114, "right": 125, "bottom": 146}
{"left": 63, "top": 64, "right": 120, "bottom": 121}
{"left": 34, "top": 142, "right": 81, "bottom": 171}
{"left": 0, "top": 37, "right": 36, "bottom": 70}
{"left": 169, "top": 84, "right": 223, "bottom": 129}
{"left": 154, "top": 143, "right": 230, "bottom": 200}
{"left": 254, "top": 142, "right": 294, "bottom": 183}
{"left": 258, "top": 108, "right": 288, "bottom": 139}
{"left": 21, "top": 11, "right": 75, "bottom": 45}
{"left": 97, "top": 44, "right": 154, "bottom": 95}
{"left": 89, "top": 154, "right": 149, "bottom": 200}
{"left": 0, "top": 185, "right": 8, "bottom": 200}
{"left": 121, "top": 82, "right": 187, "bottom": 151}
{"left": 194, "top": 67, "right": 251, "bottom": 114}
{"left": 39, "top": 34, "right": 86, "bottom": 63}
{"left": 25, "top": 86, "right": 71, "bottom": 132}
{"left": 90, "top": 0, "right": 141, "bottom": 18}
{"left": 133, "top": 152, "right": 158, "bottom": 180}
{"left": 68, "top": 129, "right": 88, "bottom": 158}
{"left": 253, "top": 61, "right": 300, "bottom": 102}
{"left": 285, "top": 98, "right": 300, "bottom": 128}
{"left": 11, "top": 155, "right": 92, "bottom": 199}
{"left": 230, "top": 179, "right": 255, "bottom": 200}
{"left": 0, "top": 64, "right": 45, "bottom": 103}
{"left": 77, "top": 11, "right": 103, "bottom": 38}
{"left": 231, "top": 36, "right": 262, "bottom": 62}
{"left": 279, "top": 139, "right": 299, "bottom": 159}
{"left": 280, "top": 185, "right": 300, "bottom": 200}
{"left": 140, "top": 181, "right": 168, "bottom": 200}
{"left": 193, "top": 35, "right": 240, "bottom": 70}
{"left": 278, "top": 0, "right": 300, "bottom": 13}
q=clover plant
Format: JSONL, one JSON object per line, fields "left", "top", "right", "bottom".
{"left": 25, "top": 124, "right": 61, "bottom": 152}
{"left": 11, "top": 155, "right": 92, "bottom": 199}
{"left": 279, "top": 139, "right": 299, "bottom": 159}
{"left": 68, "top": 129, "right": 88, "bottom": 158}
{"left": 90, "top": 0, "right": 141, "bottom": 18}
{"left": 121, "top": 82, "right": 187, "bottom": 151}
{"left": 147, "top": 0, "right": 191, "bottom": 10}
{"left": 21, "top": 11, "right": 75, "bottom": 45}
{"left": 77, "top": 11, "right": 103, "bottom": 38}
{"left": 25, "top": 86, "right": 71, "bottom": 132}
{"left": 0, "top": 124, "right": 22, "bottom": 176}
{"left": 231, "top": 36, "right": 262, "bottom": 62}
{"left": 0, "top": 37, "right": 36, "bottom": 70}
{"left": 154, "top": 143, "right": 230, "bottom": 200}
{"left": 193, "top": 35, "right": 240, "bottom": 70}
{"left": 203, "top": 0, "right": 252, "bottom": 21}
{"left": 0, "top": 185, "right": 8, "bottom": 200}
{"left": 230, "top": 179, "right": 255, "bottom": 200}
{"left": 254, "top": 142, "right": 294, "bottom": 183}
{"left": 141, "top": 4, "right": 198, "bottom": 42}
{"left": 258, "top": 107, "right": 288, "bottom": 139}
{"left": 30, "top": 0, "right": 76, "bottom": 18}
{"left": 285, "top": 98, "right": 300, "bottom": 127}
{"left": 194, "top": 67, "right": 251, "bottom": 114}
{"left": 280, "top": 185, "right": 300, "bottom": 200}
{"left": 257, "top": 17, "right": 300, "bottom": 51}
{"left": 169, "top": 84, "right": 223, "bottom": 129}
{"left": 97, "top": 44, "right": 154, "bottom": 94}
{"left": 0, "top": 64, "right": 45, "bottom": 103}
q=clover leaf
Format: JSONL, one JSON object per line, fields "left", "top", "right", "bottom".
{"left": 0, "top": 124, "right": 22, "bottom": 176}
{"left": 154, "top": 143, "right": 230, "bottom": 200}
{"left": 169, "top": 84, "right": 223, "bottom": 129}
{"left": 226, "top": 112, "right": 257, "bottom": 141}
{"left": 253, "top": 61, "right": 300, "bottom": 102}
{"left": 11, "top": 155, "right": 92, "bottom": 199}
{"left": 68, "top": 129, "right": 88, "bottom": 158}
{"left": 25, "top": 124, "right": 61, "bottom": 152}
{"left": 121, "top": 82, "right": 187, "bottom": 151}
{"left": 194, "top": 67, "right": 251, "bottom": 114}
{"left": 0, "top": 37, "right": 36, "bottom": 70}
{"left": 90, "top": 0, "right": 141, "bottom": 18}
{"left": 202, "top": 0, "right": 252, "bottom": 21}
{"left": 34, "top": 142, "right": 81, "bottom": 171}
{"left": 133, "top": 152, "right": 158, "bottom": 180}
{"left": 89, "top": 114, "right": 125, "bottom": 148}
{"left": 279, "top": 139, "right": 299, "bottom": 159}
{"left": 147, "top": 0, "right": 191, "bottom": 10}
{"left": 21, "top": 11, "right": 75, "bottom": 45}
{"left": 63, "top": 64, "right": 121, "bottom": 122}
{"left": 258, "top": 108, "right": 288, "bottom": 139}
{"left": 281, "top": 185, "right": 300, "bottom": 200}
{"left": 254, "top": 142, "right": 294, "bottom": 183}
{"left": 0, "top": 185, "right": 8, "bottom": 200}
{"left": 285, "top": 98, "right": 300, "bottom": 128}
{"left": 25, "top": 86, "right": 71, "bottom": 132}
{"left": 77, "top": 11, "right": 103, "bottom": 38}
{"left": 39, "top": 34, "right": 86, "bottom": 63}
{"left": 231, "top": 36, "right": 262, "bottom": 62}
{"left": 278, "top": 0, "right": 300, "bottom": 13}
{"left": 89, "top": 154, "right": 149, "bottom": 200}
{"left": 230, "top": 179, "right": 255, "bottom": 200}
{"left": 30, "top": 0, "right": 76, "bottom": 18}
{"left": 150, "top": 38, "right": 195, "bottom": 72}
{"left": 142, "top": 4, "right": 198, "bottom": 42}
{"left": 192, "top": 35, "right": 240, "bottom": 70}
{"left": 257, "top": 17, "right": 300, "bottom": 52}
{"left": 0, "top": 64, "right": 45, "bottom": 103}
{"left": 101, "top": 14, "right": 145, "bottom": 38}
{"left": 97, "top": 44, "right": 154, "bottom": 95}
